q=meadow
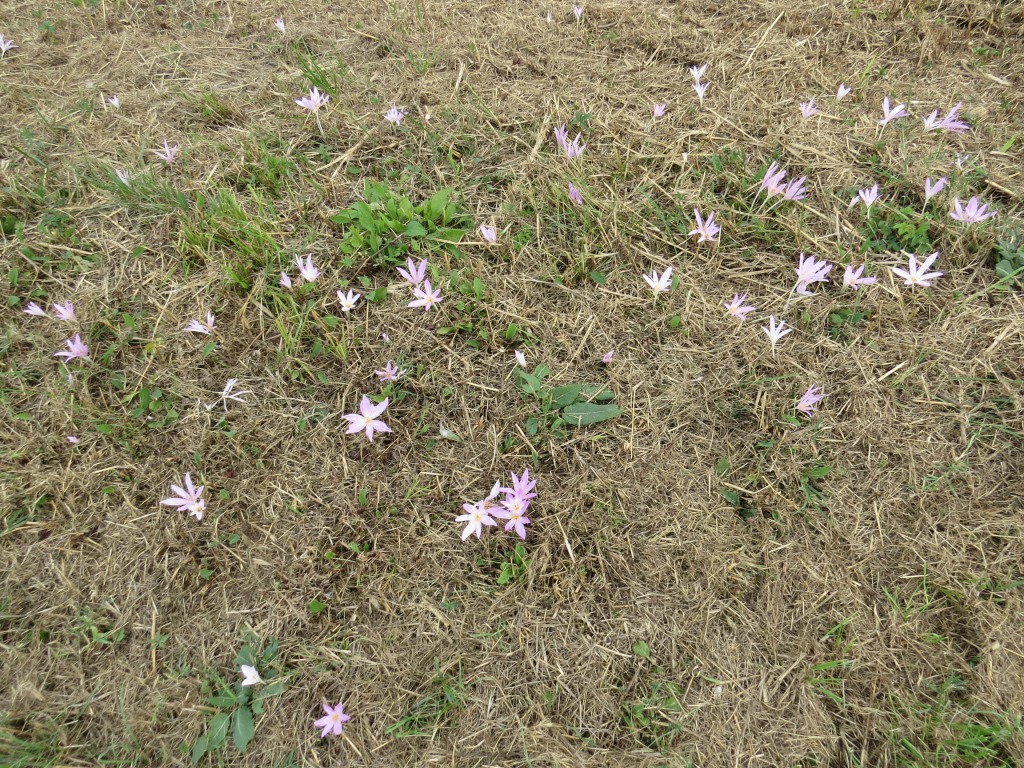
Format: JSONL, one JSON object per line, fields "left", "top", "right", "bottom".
{"left": 2, "top": 0, "right": 1024, "bottom": 766}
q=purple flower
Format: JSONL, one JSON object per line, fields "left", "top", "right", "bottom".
{"left": 343, "top": 395, "right": 392, "bottom": 442}
{"left": 949, "top": 196, "right": 997, "bottom": 224}
{"left": 479, "top": 225, "right": 497, "bottom": 244}
{"left": 375, "top": 360, "right": 406, "bottom": 382}
{"left": 160, "top": 473, "right": 206, "bottom": 521}
{"left": 151, "top": 141, "right": 179, "bottom": 164}
{"left": 24, "top": 301, "right": 47, "bottom": 317}
{"left": 851, "top": 184, "right": 880, "bottom": 210}
{"left": 501, "top": 469, "right": 538, "bottom": 500}
{"left": 652, "top": 103, "right": 667, "bottom": 119}
{"left": 689, "top": 209, "right": 720, "bottom": 243}
{"left": 922, "top": 102, "right": 969, "bottom": 134}
{"left": 842, "top": 264, "right": 876, "bottom": 290}
{"left": 693, "top": 81, "right": 709, "bottom": 101}
{"left": 723, "top": 293, "right": 756, "bottom": 320}
{"left": 115, "top": 169, "right": 131, "bottom": 185}
{"left": 836, "top": 84, "right": 852, "bottom": 101}
{"left": 52, "top": 302, "right": 75, "bottom": 322}
{"left": 568, "top": 183, "right": 584, "bottom": 206}
{"left": 493, "top": 495, "right": 531, "bottom": 539}
{"left": 314, "top": 701, "right": 351, "bottom": 739}
{"left": 924, "top": 176, "right": 946, "bottom": 203}
{"left": 0, "top": 34, "right": 17, "bottom": 55}
{"left": 514, "top": 350, "right": 527, "bottom": 368}
{"left": 878, "top": 96, "right": 909, "bottom": 126}
{"left": 573, "top": 4, "right": 584, "bottom": 19}
{"left": 183, "top": 312, "right": 216, "bottom": 334}
{"left": 892, "top": 252, "right": 942, "bottom": 288}
{"left": 456, "top": 482, "right": 502, "bottom": 540}
{"left": 782, "top": 176, "right": 807, "bottom": 201}
{"left": 799, "top": 99, "right": 818, "bottom": 119}
{"left": 66, "top": 435, "right": 80, "bottom": 444}
{"left": 54, "top": 335, "right": 89, "bottom": 363}
{"left": 279, "top": 272, "right": 292, "bottom": 289}
{"left": 602, "top": 350, "right": 614, "bottom": 363}
{"left": 397, "top": 257, "right": 428, "bottom": 286}
{"left": 296, "top": 87, "right": 329, "bottom": 112}
{"left": 205, "top": 379, "right": 249, "bottom": 412}
{"left": 107, "top": 95, "right": 121, "bottom": 108}
{"left": 760, "top": 161, "right": 788, "bottom": 196}
{"left": 384, "top": 103, "right": 408, "bottom": 126}
{"left": 554, "top": 123, "right": 586, "bottom": 159}
{"left": 794, "top": 253, "right": 832, "bottom": 295}
{"left": 796, "top": 385, "right": 826, "bottom": 417}
{"left": 408, "top": 280, "right": 442, "bottom": 311}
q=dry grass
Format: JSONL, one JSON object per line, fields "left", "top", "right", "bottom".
{"left": 2, "top": 0, "right": 1024, "bottom": 766}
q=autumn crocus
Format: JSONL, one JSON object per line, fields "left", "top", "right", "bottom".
{"left": 553, "top": 123, "right": 586, "bottom": 159}
{"left": 924, "top": 176, "right": 946, "bottom": 203}
{"left": 842, "top": 264, "right": 876, "bottom": 290}
{"left": 689, "top": 209, "right": 720, "bottom": 243}
{"left": 568, "top": 183, "right": 584, "bottom": 206}
{"left": 205, "top": 379, "right": 249, "bottom": 412}
{"left": 503, "top": 470, "right": 538, "bottom": 501}
{"left": 794, "top": 253, "right": 832, "bottom": 295}
{"left": 689, "top": 64, "right": 707, "bottom": 81}
{"left": 24, "top": 301, "right": 47, "bottom": 317}
{"left": 296, "top": 87, "right": 329, "bottom": 112}
{"left": 493, "top": 497, "right": 531, "bottom": 540}
{"left": 878, "top": 96, "right": 909, "bottom": 127}
{"left": 950, "top": 196, "right": 997, "bottom": 224}
{"left": 479, "top": 225, "right": 497, "bottom": 244}
{"left": 344, "top": 396, "right": 391, "bottom": 442}
{"left": 54, "top": 335, "right": 89, "bottom": 363}
{"left": 295, "top": 254, "right": 319, "bottom": 283}
{"left": 836, "top": 84, "right": 851, "bottom": 101}
{"left": 0, "top": 34, "right": 17, "bottom": 55}
{"left": 384, "top": 104, "right": 408, "bottom": 126}
{"left": 183, "top": 312, "right": 215, "bottom": 334}
{"left": 408, "top": 280, "right": 442, "bottom": 311}
{"left": 723, "top": 294, "right": 756, "bottom": 320}
{"left": 796, "top": 385, "right": 826, "bottom": 417}
{"left": 782, "top": 176, "right": 807, "bottom": 201}
{"left": 602, "top": 350, "right": 614, "bottom": 363}
{"left": 397, "top": 257, "right": 428, "bottom": 286}
{"left": 693, "top": 81, "right": 709, "bottom": 101}
{"left": 240, "top": 665, "right": 263, "bottom": 687}
{"left": 279, "top": 272, "right": 292, "bottom": 289}
{"left": 892, "top": 252, "right": 942, "bottom": 288}
{"left": 922, "top": 102, "right": 969, "bottom": 134}
{"left": 514, "top": 350, "right": 527, "bottom": 368}
{"left": 107, "top": 94, "right": 121, "bottom": 108}
{"left": 456, "top": 483, "right": 502, "bottom": 540}
{"left": 374, "top": 361, "right": 406, "bottom": 382}
{"left": 274, "top": 18, "right": 286, "bottom": 32}
{"left": 151, "top": 141, "right": 179, "bottom": 164}
{"left": 761, "top": 316, "right": 792, "bottom": 351}
{"left": 315, "top": 701, "right": 351, "bottom": 739}
{"left": 337, "top": 289, "right": 361, "bottom": 312}
{"left": 115, "top": 169, "right": 131, "bottom": 185}
{"left": 160, "top": 473, "right": 206, "bottom": 521}
{"left": 851, "top": 184, "right": 880, "bottom": 210}
{"left": 652, "top": 103, "right": 667, "bottom": 119}
{"left": 799, "top": 99, "right": 818, "bottom": 119}
{"left": 51, "top": 302, "right": 75, "bottom": 321}
{"left": 643, "top": 265, "right": 673, "bottom": 294}
{"left": 573, "top": 4, "right": 583, "bottom": 19}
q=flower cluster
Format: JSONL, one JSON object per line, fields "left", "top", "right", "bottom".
{"left": 456, "top": 470, "right": 537, "bottom": 541}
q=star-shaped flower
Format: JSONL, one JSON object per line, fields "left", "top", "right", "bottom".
{"left": 689, "top": 64, "right": 707, "bottom": 81}
{"left": 842, "top": 264, "right": 876, "bottom": 290}
{"left": 337, "top": 289, "right": 361, "bottom": 312}
{"left": 553, "top": 123, "right": 586, "bottom": 159}
{"left": 408, "top": 280, "right": 442, "bottom": 311}
{"left": 384, "top": 103, "right": 408, "bottom": 126}
{"left": 296, "top": 87, "right": 329, "bottom": 112}
{"left": 796, "top": 385, "right": 826, "bottom": 417}
{"left": 892, "top": 252, "right": 942, "bottom": 288}
{"left": 723, "top": 293, "right": 756, "bottom": 320}
{"left": 799, "top": 99, "right": 818, "bottom": 119}
{"left": 643, "top": 265, "right": 673, "bottom": 294}
{"left": 689, "top": 209, "right": 720, "bottom": 243}
{"left": 878, "top": 96, "right": 909, "bottom": 126}
{"left": 54, "top": 335, "right": 89, "bottom": 363}
{"left": 374, "top": 360, "right": 406, "bottom": 382}
{"left": 949, "top": 196, "right": 997, "bottom": 224}
{"left": 151, "top": 140, "right": 179, "bottom": 164}
{"left": 652, "top": 103, "right": 667, "bottom": 119}
{"left": 160, "top": 473, "right": 206, "bottom": 521}
{"left": 343, "top": 396, "right": 392, "bottom": 441}
{"left": 693, "top": 80, "right": 710, "bottom": 101}
{"left": 314, "top": 701, "right": 351, "bottom": 739}
{"left": 183, "top": 312, "right": 216, "bottom": 334}
{"left": 850, "top": 184, "right": 880, "bottom": 210}
{"left": 761, "top": 316, "right": 792, "bottom": 351}
{"left": 397, "top": 257, "right": 428, "bottom": 286}
{"left": 0, "top": 34, "right": 17, "bottom": 55}
{"left": 205, "top": 379, "right": 250, "bottom": 412}
{"left": 23, "top": 301, "right": 47, "bottom": 317}
{"left": 924, "top": 176, "right": 946, "bottom": 203}
{"left": 794, "top": 253, "right": 832, "bottom": 295}
{"left": 455, "top": 483, "right": 502, "bottom": 540}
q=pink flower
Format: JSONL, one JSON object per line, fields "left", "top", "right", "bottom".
{"left": 279, "top": 272, "right": 292, "bottom": 289}
{"left": 553, "top": 123, "right": 586, "bottom": 159}
{"left": 892, "top": 252, "right": 942, "bottom": 288}
{"left": 397, "top": 257, "right": 428, "bottom": 286}
{"left": 924, "top": 176, "right": 946, "bottom": 203}
{"left": 643, "top": 265, "right": 673, "bottom": 294}
{"left": 295, "top": 254, "right": 319, "bottom": 282}
{"left": 375, "top": 360, "right": 406, "bottom": 381}
{"left": 602, "top": 350, "right": 614, "bottom": 363}
{"left": 799, "top": 99, "right": 818, "bottom": 119}
{"left": 314, "top": 701, "right": 351, "bottom": 739}
{"left": 107, "top": 94, "right": 121, "bottom": 108}
{"left": 568, "top": 183, "right": 584, "bottom": 206}
{"left": 183, "top": 312, "right": 215, "bottom": 334}
{"left": 851, "top": 184, "right": 880, "bottom": 210}
{"left": 66, "top": 435, "right": 80, "bottom": 444}
{"left": 384, "top": 103, "right": 408, "bottom": 126}
{"left": 501, "top": 470, "right": 538, "bottom": 501}
{"left": 573, "top": 4, "right": 583, "bottom": 19}
{"left": 205, "top": 379, "right": 249, "bottom": 412}
{"left": 761, "top": 316, "right": 792, "bottom": 351}
{"left": 160, "top": 473, "right": 206, "bottom": 521}
{"left": 274, "top": 18, "right": 286, "bottom": 32}
{"left": 794, "top": 253, "right": 832, "bottom": 295}
{"left": 514, "top": 350, "right": 527, "bottom": 368}
{"left": 950, "top": 196, "right": 997, "bottom": 224}
{"left": 51, "top": 302, "right": 75, "bottom": 322}
{"left": 723, "top": 293, "right": 756, "bottom": 320}
{"left": 922, "top": 102, "right": 969, "bottom": 134}
{"left": 296, "top": 87, "right": 329, "bottom": 112}
{"left": 54, "top": 335, "right": 89, "bottom": 363}
{"left": 408, "top": 280, "right": 442, "bottom": 311}
{"left": 23, "top": 301, "right": 47, "bottom": 317}
{"left": 479, "top": 225, "right": 497, "bottom": 244}
{"left": 878, "top": 96, "right": 909, "bottom": 126}
{"left": 455, "top": 483, "right": 501, "bottom": 540}
{"left": 151, "top": 141, "right": 179, "bottom": 164}
{"left": 689, "top": 209, "right": 720, "bottom": 243}
{"left": 652, "top": 103, "right": 667, "bottom": 119}
{"left": 0, "top": 34, "right": 17, "bottom": 55}
{"left": 836, "top": 84, "right": 852, "bottom": 101}
{"left": 760, "top": 161, "right": 788, "bottom": 196}
{"left": 796, "top": 385, "right": 826, "bottom": 417}
{"left": 782, "top": 176, "right": 807, "bottom": 201}
{"left": 493, "top": 496, "right": 531, "bottom": 539}
{"left": 337, "top": 289, "right": 361, "bottom": 312}
{"left": 693, "top": 81, "right": 709, "bottom": 101}
{"left": 240, "top": 665, "right": 263, "bottom": 687}
{"left": 343, "top": 396, "right": 392, "bottom": 442}
{"left": 842, "top": 264, "right": 876, "bottom": 290}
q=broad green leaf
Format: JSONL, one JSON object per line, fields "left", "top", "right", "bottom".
{"left": 233, "top": 706, "right": 255, "bottom": 752}
{"left": 190, "top": 734, "right": 208, "bottom": 764}
{"left": 562, "top": 403, "right": 621, "bottom": 427}
{"left": 308, "top": 599, "right": 326, "bottom": 614}
{"left": 404, "top": 220, "right": 427, "bottom": 237}
{"left": 550, "top": 384, "right": 583, "bottom": 409}
{"left": 207, "top": 712, "right": 230, "bottom": 750}
{"left": 632, "top": 640, "right": 651, "bottom": 658}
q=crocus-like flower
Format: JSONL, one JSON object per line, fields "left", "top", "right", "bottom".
{"left": 878, "top": 96, "right": 909, "bottom": 126}
{"left": 0, "top": 34, "right": 17, "bottom": 55}
{"left": 553, "top": 123, "right": 586, "bottom": 159}
{"left": 573, "top": 4, "right": 583, "bottom": 19}
{"left": 652, "top": 103, "right": 667, "bottom": 119}
{"left": 851, "top": 184, "right": 880, "bottom": 210}
{"left": 956, "top": 153, "right": 970, "bottom": 170}
{"left": 796, "top": 385, "right": 826, "bottom": 417}
{"left": 24, "top": 301, "right": 47, "bottom": 317}
{"left": 782, "top": 176, "right": 807, "bottom": 201}
{"left": 693, "top": 81, "right": 709, "bottom": 101}
{"left": 160, "top": 473, "right": 206, "bottom": 521}
{"left": 760, "top": 161, "right": 788, "bottom": 196}
{"left": 151, "top": 141, "right": 179, "bottom": 164}
{"left": 547, "top": 10, "right": 554, "bottom": 23}
{"left": 502, "top": 470, "right": 538, "bottom": 501}
{"left": 479, "top": 225, "right": 497, "bottom": 244}
{"left": 794, "top": 253, "right": 832, "bottom": 295}
{"left": 643, "top": 265, "right": 673, "bottom": 294}
{"left": 205, "top": 379, "right": 250, "bottom": 412}
{"left": 397, "top": 257, "right": 428, "bottom": 286}
{"left": 343, "top": 396, "right": 391, "bottom": 442}
{"left": 922, "top": 102, "right": 969, "bottom": 134}
{"left": 107, "top": 95, "right": 121, "bottom": 108}
{"left": 183, "top": 312, "right": 215, "bottom": 334}
{"left": 295, "top": 254, "right": 319, "bottom": 283}
{"left": 689, "top": 64, "right": 707, "bottom": 81}
{"left": 240, "top": 665, "right": 263, "bottom": 687}
{"left": 842, "top": 264, "right": 876, "bottom": 290}
{"left": 723, "top": 293, "right": 756, "bottom": 321}
{"left": 315, "top": 701, "right": 351, "bottom": 739}
{"left": 66, "top": 435, "right": 80, "bottom": 444}
{"left": 602, "top": 350, "right": 614, "bottom": 363}
{"left": 384, "top": 103, "right": 408, "bottom": 126}
{"left": 337, "top": 289, "right": 361, "bottom": 312}
{"left": 568, "top": 183, "right": 584, "bottom": 206}
{"left": 950, "top": 196, "right": 997, "bottom": 224}
{"left": 375, "top": 361, "right": 406, "bottom": 382}
{"left": 924, "top": 176, "right": 946, "bottom": 203}
{"left": 455, "top": 483, "right": 502, "bottom": 540}
{"left": 689, "top": 209, "right": 720, "bottom": 243}
{"left": 54, "top": 335, "right": 89, "bottom": 362}
{"left": 892, "top": 252, "right": 942, "bottom": 288}
{"left": 761, "top": 316, "right": 792, "bottom": 351}
{"left": 115, "top": 169, "right": 131, "bottom": 185}
{"left": 279, "top": 272, "right": 292, "bottom": 289}
{"left": 493, "top": 498, "right": 531, "bottom": 540}
{"left": 274, "top": 18, "right": 286, "bottom": 32}
{"left": 799, "top": 99, "right": 818, "bottom": 119}
{"left": 836, "top": 84, "right": 851, "bottom": 101}
{"left": 408, "top": 280, "right": 442, "bottom": 311}
{"left": 514, "top": 350, "right": 527, "bottom": 368}
{"left": 296, "top": 87, "right": 329, "bottom": 112}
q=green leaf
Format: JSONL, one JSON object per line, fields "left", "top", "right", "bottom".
{"left": 232, "top": 706, "right": 255, "bottom": 752}
{"left": 190, "top": 734, "right": 208, "bottom": 764}
{"left": 805, "top": 464, "right": 832, "bottom": 479}
{"left": 308, "top": 599, "right": 326, "bottom": 615}
{"left": 714, "top": 458, "right": 731, "bottom": 476}
{"left": 207, "top": 712, "right": 230, "bottom": 750}
{"left": 366, "top": 286, "right": 388, "bottom": 303}
{"left": 632, "top": 640, "right": 651, "bottom": 658}
{"left": 719, "top": 489, "right": 740, "bottom": 507}
{"left": 562, "top": 403, "right": 622, "bottom": 427}
{"left": 96, "top": 424, "right": 114, "bottom": 434}
{"left": 404, "top": 220, "right": 427, "bottom": 237}
{"left": 206, "top": 694, "right": 235, "bottom": 708}
{"left": 515, "top": 369, "right": 543, "bottom": 397}
{"left": 550, "top": 384, "right": 583, "bottom": 409}
{"left": 496, "top": 564, "right": 513, "bottom": 585}
{"left": 589, "top": 270, "right": 606, "bottom": 284}
{"left": 424, "top": 188, "right": 452, "bottom": 221}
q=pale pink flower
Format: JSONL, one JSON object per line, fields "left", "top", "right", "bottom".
{"left": 689, "top": 209, "right": 720, "bottom": 243}
{"left": 568, "top": 183, "right": 584, "bottom": 206}
{"left": 183, "top": 312, "right": 215, "bottom": 334}
{"left": 54, "top": 335, "right": 89, "bottom": 363}
{"left": 479, "top": 225, "right": 497, "bottom": 244}
{"left": 760, "top": 161, "right": 788, "bottom": 196}
{"left": 850, "top": 184, "right": 880, "bottom": 210}
{"left": 397, "top": 257, "right": 428, "bottom": 286}
{"left": 782, "top": 176, "right": 807, "bottom": 201}
{"left": 723, "top": 293, "right": 756, "bottom": 321}
{"left": 343, "top": 395, "right": 392, "bottom": 442}
{"left": 408, "top": 280, "right": 442, "bottom": 311}
{"left": 643, "top": 265, "right": 673, "bottom": 294}
{"left": 337, "top": 289, "right": 361, "bottom": 312}
{"left": 493, "top": 497, "right": 531, "bottom": 540}
{"left": 796, "top": 385, "right": 826, "bottom": 417}
{"left": 53, "top": 303, "right": 75, "bottom": 324}
{"left": 514, "top": 350, "right": 527, "bottom": 368}
{"left": 892, "top": 252, "right": 942, "bottom": 288}
{"left": 878, "top": 96, "right": 909, "bottom": 126}
{"left": 205, "top": 379, "right": 250, "bottom": 412}
{"left": 553, "top": 123, "right": 586, "bottom": 159}
{"left": 761, "top": 316, "right": 792, "bottom": 351}
{"left": 652, "top": 103, "right": 667, "bottom": 119}
{"left": 274, "top": 18, "right": 286, "bottom": 32}
{"left": 160, "top": 473, "right": 206, "bottom": 521}
{"left": 602, "top": 350, "right": 614, "bottom": 363}
{"left": 279, "top": 272, "right": 292, "bottom": 289}
{"left": 842, "top": 264, "right": 876, "bottom": 290}
{"left": 384, "top": 103, "right": 408, "bottom": 126}
{"left": 115, "top": 169, "right": 131, "bottom": 185}
{"left": 689, "top": 64, "right": 707, "bottom": 81}
{"left": 922, "top": 102, "right": 969, "bottom": 134}
{"left": 295, "top": 254, "right": 319, "bottom": 283}
{"left": 799, "top": 99, "right": 818, "bottom": 119}
{"left": 151, "top": 141, "right": 179, "bottom": 164}
{"left": 573, "top": 4, "right": 584, "bottom": 19}
{"left": 240, "top": 665, "right": 263, "bottom": 687}
{"left": 501, "top": 469, "right": 538, "bottom": 500}
{"left": 950, "top": 196, "right": 997, "bottom": 224}
{"left": 794, "top": 253, "right": 832, "bottom": 295}
{"left": 375, "top": 360, "right": 406, "bottom": 382}
{"left": 456, "top": 482, "right": 502, "bottom": 540}
{"left": 107, "top": 95, "right": 121, "bottom": 108}
{"left": 924, "top": 176, "right": 946, "bottom": 203}
{"left": 314, "top": 701, "right": 351, "bottom": 739}
{"left": 0, "top": 34, "right": 17, "bottom": 55}
{"left": 693, "top": 81, "right": 710, "bottom": 101}
{"left": 23, "top": 301, "right": 47, "bottom": 317}
{"left": 296, "top": 87, "right": 329, "bottom": 112}
{"left": 956, "top": 153, "right": 971, "bottom": 170}
{"left": 66, "top": 435, "right": 80, "bottom": 444}
{"left": 836, "top": 84, "right": 852, "bottom": 101}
